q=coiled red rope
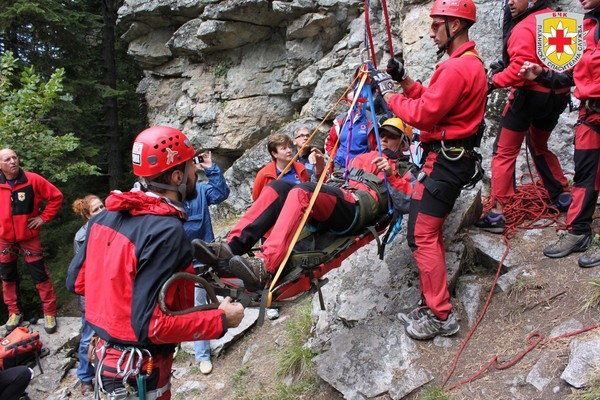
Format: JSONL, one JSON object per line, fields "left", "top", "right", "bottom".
{"left": 443, "top": 152, "right": 600, "bottom": 391}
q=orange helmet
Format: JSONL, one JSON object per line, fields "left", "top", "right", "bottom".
{"left": 381, "top": 118, "right": 413, "bottom": 142}
{"left": 430, "top": 0, "right": 476, "bottom": 23}
{"left": 132, "top": 126, "right": 196, "bottom": 177}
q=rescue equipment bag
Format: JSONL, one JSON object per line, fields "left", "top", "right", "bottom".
{"left": 0, "top": 327, "right": 43, "bottom": 371}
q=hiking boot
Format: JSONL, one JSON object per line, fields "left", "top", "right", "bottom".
{"left": 192, "top": 239, "right": 236, "bottom": 277}
{"left": 6, "top": 313, "right": 22, "bottom": 332}
{"left": 543, "top": 231, "right": 591, "bottom": 258}
{"left": 397, "top": 305, "right": 429, "bottom": 326}
{"left": 474, "top": 211, "right": 505, "bottom": 234}
{"left": 405, "top": 309, "right": 459, "bottom": 340}
{"left": 44, "top": 315, "right": 57, "bottom": 334}
{"left": 228, "top": 256, "right": 268, "bottom": 292}
{"left": 550, "top": 193, "right": 572, "bottom": 213}
{"left": 579, "top": 234, "right": 600, "bottom": 268}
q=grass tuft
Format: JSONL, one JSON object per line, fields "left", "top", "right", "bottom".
{"left": 419, "top": 386, "right": 454, "bottom": 400}
{"left": 582, "top": 279, "right": 600, "bottom": 311}
{"left": 274, "top": 300, "right": 317, "bottom": 380}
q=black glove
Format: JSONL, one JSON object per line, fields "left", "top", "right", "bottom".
{"left": 488, "top": 60, "right": 505, "bottom": 76}
{"left": 370, "top": 71, "right": 397, "bottom": 97}
{"left": 387, "top": 58, "right": 407, "bottom": 82}
{"left": 487, "top": 76, "right": 496, "bottom": 95}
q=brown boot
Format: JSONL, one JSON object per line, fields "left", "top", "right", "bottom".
{"left": 192, "top": 239, "right": 236, "bottom": 277}
{"left": 228, "top": 256, "right": 268, "bottom": 292}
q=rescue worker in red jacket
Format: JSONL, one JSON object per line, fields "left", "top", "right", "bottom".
{"left": 252, "top": 133, "right": 309, "bottom": 201}
{"left": 370, "top": 0, "right": 487, "bottom": 340}
{"left": 67, "top": 126, "right": 244, "bottom": 400}
{"left": 518, "top": 0, "right": 600, "bottom": 267}
{"left": 0, "top": 148, "right": 63, "bottom": 334}
{"left": 475, "top": 0, "right": 572, "bottom": 233}
{"left": 194, "top": 118, "right": 414, "bottom": 292}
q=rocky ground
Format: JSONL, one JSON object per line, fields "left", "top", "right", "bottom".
{"left": 7, "top": 210, "right": 599, "bottom": 400}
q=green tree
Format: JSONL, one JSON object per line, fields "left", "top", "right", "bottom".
{"left": 0, "top": 51, "right": 99, "bottom": 181}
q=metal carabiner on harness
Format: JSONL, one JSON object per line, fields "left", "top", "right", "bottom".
{"left": 439, "top": 139, "right": 465, "bottom": 161}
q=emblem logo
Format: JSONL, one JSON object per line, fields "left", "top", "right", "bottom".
{"left": 18, "top": 192, "right": 25, "bottom": 202}
{"left": 132, "top": 142, "right": 143, "bottom": 166}
{"left": 165, "top": 147, "right": 179, "bottom": 165}
{"left": 536, "top": 12, "right": 584, "bottom": 73}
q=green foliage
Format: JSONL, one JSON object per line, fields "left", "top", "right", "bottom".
{"left": 232, "top": 364, "right": 251, "bottom": 399}
{"left": 215, "top": 60, "right": 233, "bottom": 78}
{"left": 570, "top": 369, "right": 600, "bottom": 400}
{"left": 274, "top": 300, "right": 317, "bottom": 380}
{"left": 0, "top": 51, "right": 99, "bottom": 182}
{"left": 272, "top": 376, "right": 320, "bottom": 400}
{"left": 419, "top": 386, "right": 454, "bottom": 400}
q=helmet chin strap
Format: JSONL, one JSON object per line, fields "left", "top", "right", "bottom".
{"left": 144, "top": 160, "right": 191, "bottom": 202}
{"left": 436, "top": 18, "right": 469, "bottom": 59}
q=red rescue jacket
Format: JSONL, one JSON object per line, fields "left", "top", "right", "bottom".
{"left": 387, "top": 41, "right": 487, "bottom": 143}
{"left": 252, "top": 161, "right": 308, "bottom": 201}
{"left": 574, "top": 15, "right": 600, "bottom": 101}
{"left": 66, "top": 190, "right": 227, "bottom": 350}
{"left": 0, "top": 169, "right": 63, "bottom": 242}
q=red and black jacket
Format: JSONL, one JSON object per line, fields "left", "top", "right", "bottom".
{"left": 66, "top": 190, "right": 227, "bottom": 351}
{"left": 0, "top": 169, "right": 63, "bottom": 242}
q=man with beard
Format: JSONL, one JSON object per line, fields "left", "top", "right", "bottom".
{"left": 67, "top": 126, "right": 244, "bottom": 399}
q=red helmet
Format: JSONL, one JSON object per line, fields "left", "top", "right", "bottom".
{"left": 430, "top": 0, "right": 476, "bottom": 23}
{"left": 131, "top": 126, "right": 196, "bottom": 177}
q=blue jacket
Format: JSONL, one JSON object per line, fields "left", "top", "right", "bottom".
{"left": 183, "top": 164, "right": 230, "bottom": 243}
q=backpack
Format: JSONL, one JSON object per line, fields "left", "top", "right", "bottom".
{"left": 0, "top": 327, "right": 44, "bottom": 372}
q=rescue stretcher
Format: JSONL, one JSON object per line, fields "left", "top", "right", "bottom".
{"left": 159, "top": 212, "right": 393, "bottom": 324}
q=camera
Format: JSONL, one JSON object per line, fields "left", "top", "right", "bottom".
{"left": 193, "top": 155, "right": 204, "bottom": 164}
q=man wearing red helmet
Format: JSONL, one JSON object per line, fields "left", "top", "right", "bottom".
{"left": 370, "top": 0, "right": 487, "bottom": 340}
{"left": 67, "top": 126, "right": 244, "bottom": 399}
{"left": 475, "top": 0, "right": 572, "bottom": 233}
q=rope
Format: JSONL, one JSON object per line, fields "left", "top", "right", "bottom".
{"left": 380, "top": 0, "right": 395, "bottom": 59}
{"left": 442, "top": 148, "right": 596, "bottom": 391}
{"left": 266, "top": 71, "right": 371, "bottom": 308}
{"left": 363, "top": 0, "right": 377, "bottom": 68}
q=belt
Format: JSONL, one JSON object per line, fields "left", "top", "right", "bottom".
{"left": 421, "top": 138, "right": 475, "bottom": 151}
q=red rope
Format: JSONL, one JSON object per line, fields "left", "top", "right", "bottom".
{"left": 380, "top": 0, "right": 395, "bottom": 59}
{"left": 363, "top": 0, "right": 377, "bottom": 68}
{"left": 442, "top": 149, "right": 599, "bottom": 391}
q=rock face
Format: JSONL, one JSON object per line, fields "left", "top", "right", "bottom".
{"left": 117, "top": 0, "right": 578, "bottom": 215}
{"left": 116, "top": 0, "right": 585, "bottom": 398}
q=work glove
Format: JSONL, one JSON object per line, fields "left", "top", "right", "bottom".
{"left": 370, "top": 70, "right": 397, "bottom": 97}
{"left": 487, "top": 76, "right": 496, "bottom": 95}
{"left": 488, "top": 60, "right": 505, "bottom": 77}
{"left": 387, "top": 58, "right": 407, "bottom": 82}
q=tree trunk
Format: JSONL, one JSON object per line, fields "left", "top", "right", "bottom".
{"left": 102, "top": 0, "right": 121, "bottom": 189}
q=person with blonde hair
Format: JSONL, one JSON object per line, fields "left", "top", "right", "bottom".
{"left": 71, "top": 194, "right": 104, "bottom": 395}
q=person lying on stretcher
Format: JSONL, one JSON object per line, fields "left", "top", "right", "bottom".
{"left": 194, "top": 118, "right": 415, "bottom": 291}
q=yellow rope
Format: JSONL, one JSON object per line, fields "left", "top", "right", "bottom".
{"left": 266, "top": 66, "right": 370, "bottom": 307}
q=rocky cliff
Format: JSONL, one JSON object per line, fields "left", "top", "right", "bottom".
{"left": 114, "top": 1, "right": 595, "bottom": 399}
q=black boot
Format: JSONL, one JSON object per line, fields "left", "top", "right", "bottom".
{"left": 192, "top": 239, "right": 236, "bottom": 277}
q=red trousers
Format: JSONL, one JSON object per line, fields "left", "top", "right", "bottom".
{"left": 407, "top": 151, "right": 476, "bottom": 320}
{"left": 567, "top": 109, "right": 600, "bottom": 235}
{"left": 0, "top": 236, "right": 56, "bottom": 316}
{"left": 227, "top": 180, "right": 357, "bottom": 273}
{"left": 492, "top": 88, "right": 569, "bottom": 206}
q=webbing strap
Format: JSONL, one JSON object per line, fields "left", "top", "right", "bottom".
{"left": 266, "top": 71, "right": 371, "bottom": 308}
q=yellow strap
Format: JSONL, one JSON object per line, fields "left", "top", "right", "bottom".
{"left": 267, "top": 66, "right": 371, "bottom": 306}
{"left": 461, "top": 50, "right": 484, "bottom": 64}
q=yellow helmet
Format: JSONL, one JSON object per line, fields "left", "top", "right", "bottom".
{"left": 380, "top": 118, "right": 413, "bottom": 143}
